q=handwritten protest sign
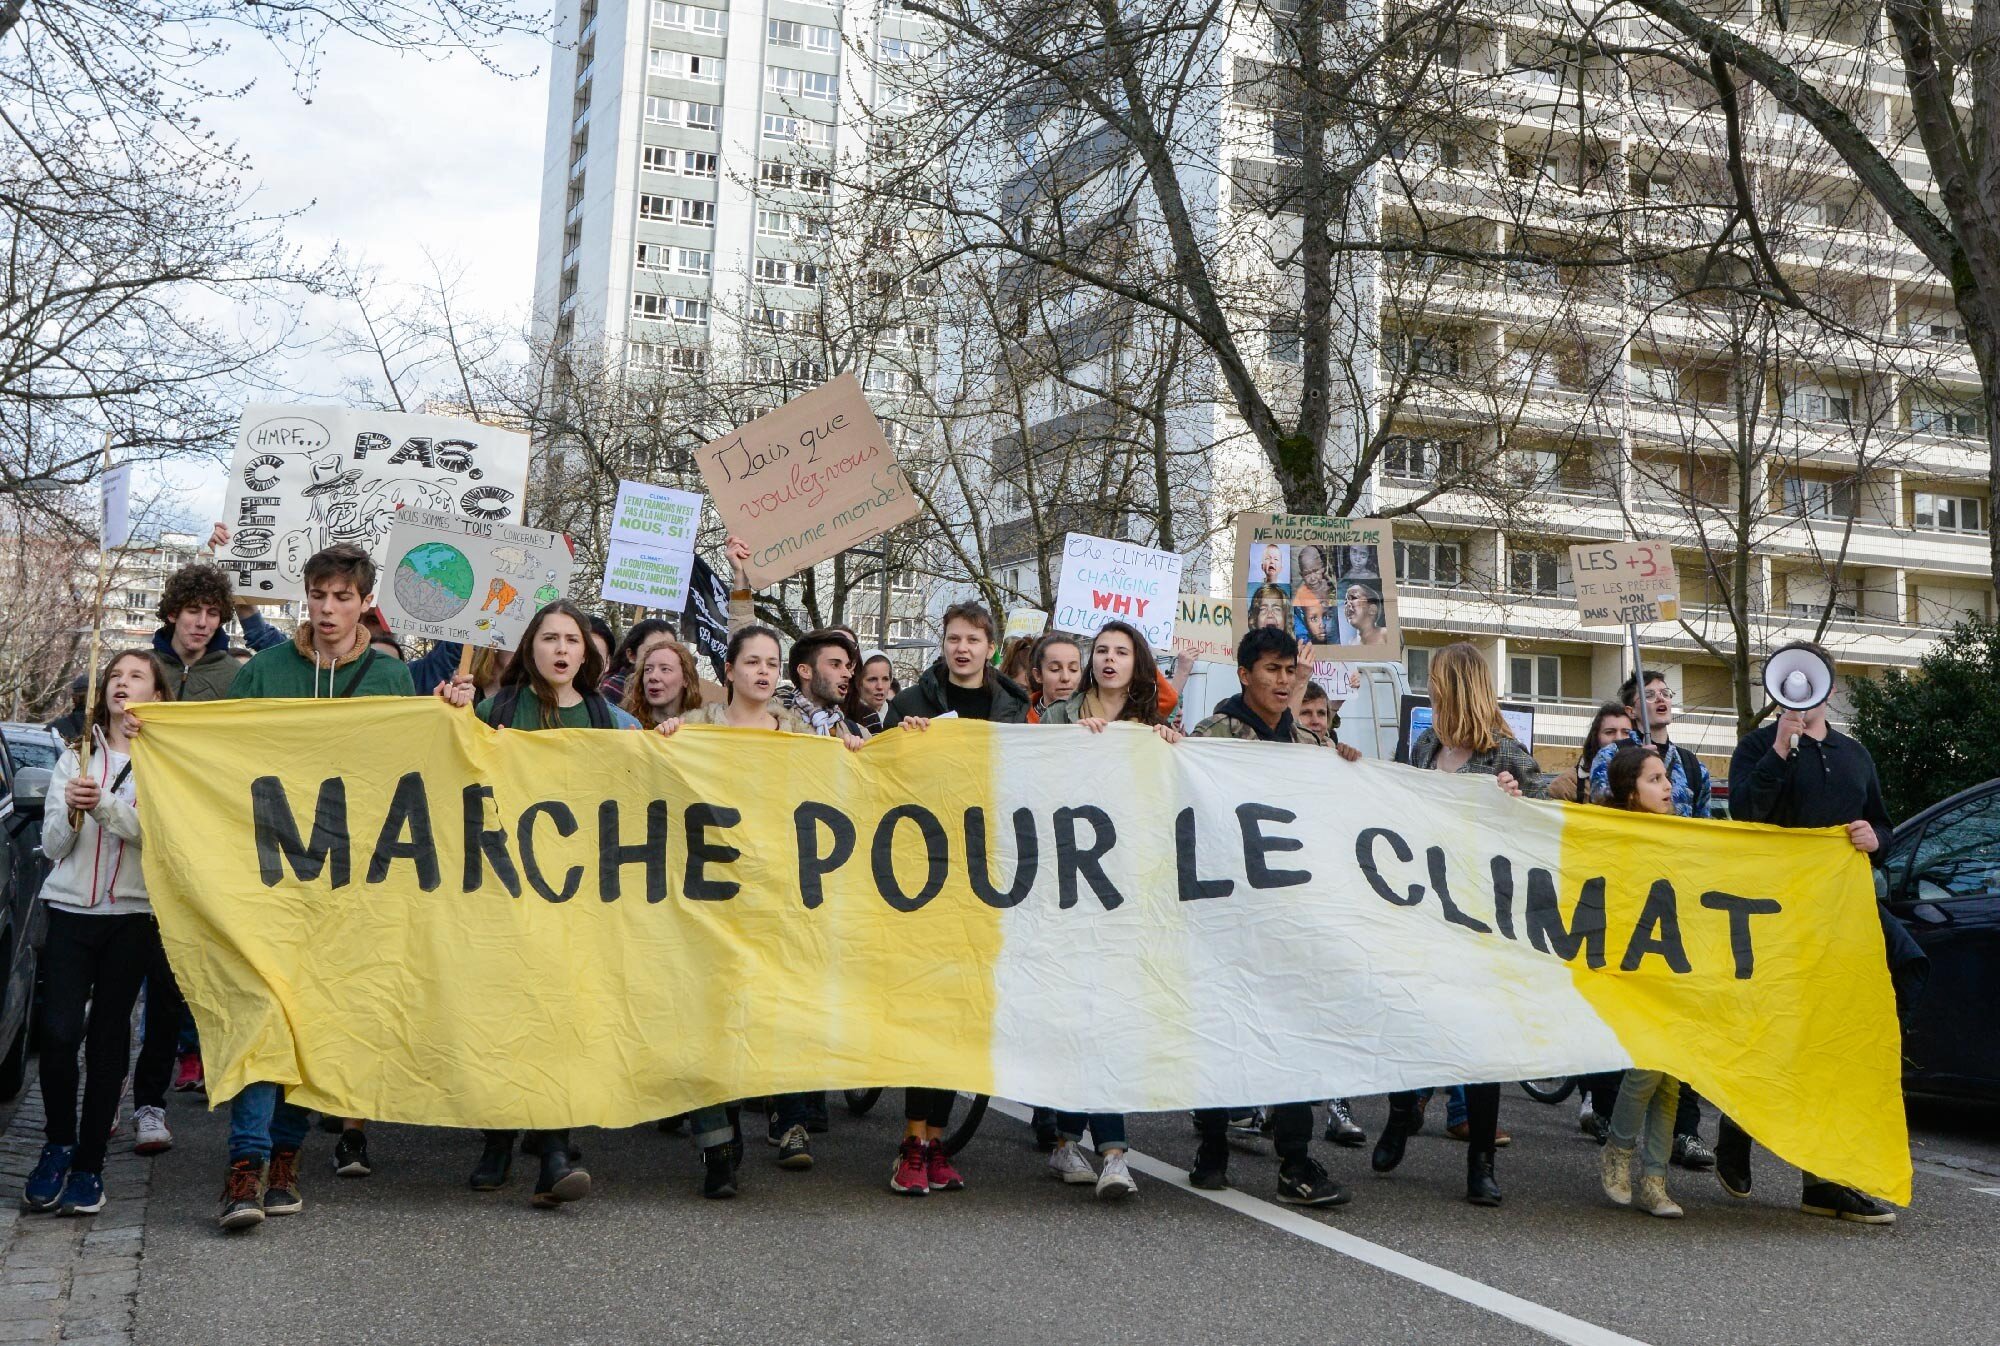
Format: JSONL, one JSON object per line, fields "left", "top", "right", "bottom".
{"left": 374, "top": 510, "right": 574, "bottom": 652}
{"left": 217, "top": 405, "right": 530, "bottom": 602}
{"left": 1003, "top": 609, "right": 1049, "bottom": 643}
{"left": 601, "top": 481, "right": 702, "bottom": 611}
{"left": 1232, "top": 513, "right": 1400, "bottom": 660}
{"left": 1052, "top": 533, "right": 1183, "bottom": 650}
{"left": 1568, "top": 540, "right": 1680, "bottom": 627}
{"left": 694, "top": 375, "right": 919, "bottom": 588}
{"left": 1172, "top": 594, "right": 1235, "bottom": 665}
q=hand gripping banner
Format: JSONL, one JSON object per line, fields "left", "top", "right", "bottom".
{"left": 131, "top": 702, "right": 1911, "bottom": 1202}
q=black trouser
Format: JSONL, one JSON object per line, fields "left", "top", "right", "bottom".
{"left": 132, "top": 931, "right": 188, "bottom": 1110}
{"left": 773, "top": 1091, "right": 824, "bottom": 1132}
{"left": 1392, "top": 1083, "right": 1500, "bottom": 1154}
{"left": 1195, "top": 1102, "right": 1314, "bottom": 1165}
{"left": 1716, "top": 1114, "right": 1825, "bottom": 1196}
{"left": 904, "top": 1088, "right": 954, "bottom": 1128}
{"left": 39, "top": 909, "right": 157, "bottom": 1174}
{"left": 1589, "top": 1073, "right": 1702, "bottom": 1138}
{"left": 484, "top": 1128, "right": 571, "bottom": 1156}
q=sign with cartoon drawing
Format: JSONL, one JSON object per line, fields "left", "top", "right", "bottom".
{"left": 216, "top": 404, "right": 532, "bottom": 601}
{"left": 373, "top": 510, "right": 575, "bottom": 652}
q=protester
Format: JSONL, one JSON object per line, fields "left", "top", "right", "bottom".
{"left": 996, "top": 635, "right": 1035, "bottom": 687}
{"left": 23, "top": 651, "right": 174, "bottom": 1217}
{"left": 1595, "top": 745, "right": 1687, "bottom": 1219}
{"left": 1024, "top": 632, "right": 1083, "bottom": 723}
{"left": 855, "top": 651, "right": 898, "bottom": 733}
{"left": 620, "top": 633, "right": 703, "bottom": 728}
{"left": 1372, "top": 641, "right": 1546, "bottom": 1208}
{"left": 1180, "top": 625, "right": 1354, "bottom": 1207}
{"left": 1722, "top": 647, "right": 1898, "bottom": 1225}
{"left": 602, "top": 618, "right": 677, "bottom": 700}
{"left": 586, "top": 614, "right": 617, "bottom": 671}
{"left": 1296, "top": 681, "right": 1334, "bottom": 739}
{"left": 1546, "top": 701, "right": 1633, "bottom": 805}
{"left": 216, "top": 543, "right": 416, "bottom": 1232}
{"left": 1035, "top": 620, "right": 1183, "bottom": 1201}
{"left": 1289, "top": 679, "right": 1367, "bottom": 1148}
{"left": 467, "top": 646, "right": 512, "bottom": 702}
{"left": 46, "top": 675, "right": 86, "bottom": 742}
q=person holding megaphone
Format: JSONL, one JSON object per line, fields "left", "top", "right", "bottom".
{"left": 1721, "top": 640, "right": 1899, "bottom": 1226}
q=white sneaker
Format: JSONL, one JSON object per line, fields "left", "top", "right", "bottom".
{"left": 133, "top": 1105, "right": 172, "bottom": 1156}
{"left": 1600, "top": 1144, "right": 1632, "bottom": 1206}
{"left": 1048, "top": 1143, "right": 1096, "bottom": 1185}
{"left": 1634, "top": 1174, "right": 1683, "bottom": 1219}
{"left": 1095, "top": 1151, "right": 1137, "bottom": 1201}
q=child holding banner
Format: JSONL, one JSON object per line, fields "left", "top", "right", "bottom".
{"left": 24, "top": 652, "right": 174, "bottom": 1217}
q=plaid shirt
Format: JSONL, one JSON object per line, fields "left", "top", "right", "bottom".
{"left": 1408, "top": 728, "right": 1551, "bottom": 799}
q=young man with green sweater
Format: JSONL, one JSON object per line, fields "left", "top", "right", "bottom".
{"left": 215, "top": 543, "right": 412, "bottom": 1232}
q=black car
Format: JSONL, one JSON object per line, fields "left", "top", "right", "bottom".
{"left": 1877, "top": 778, "right": 2000, "bottom": 1103}
{"left": 0, "top": 724, "right": 51, "bottom": 1101}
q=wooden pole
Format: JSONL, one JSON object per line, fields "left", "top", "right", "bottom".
{"left": 71, "top": 436, "right": 117, "bottom": 827}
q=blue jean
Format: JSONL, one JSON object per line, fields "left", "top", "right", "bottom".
{"left": 1055, "top": 1111, "right": 1126, "bottom": 1149}
{"left": 681, "top": 1105, "right": 733, "bottom": 1150}
{"left": 1417, "top": 1086, "right": 1469, "bottom": 1128}
{"left": 228, "top": 1082, "right": 312, "bottom": 1163}
{"left": 1609, "top": 1070, "right": 1679, "bottom": 1178}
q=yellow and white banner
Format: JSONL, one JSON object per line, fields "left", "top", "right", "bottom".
{"left": 132, "top": 701, "right": 1910, "bottom": 1202}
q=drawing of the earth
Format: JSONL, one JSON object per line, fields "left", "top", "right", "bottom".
{"left": 393, "top": 541, "right": 475, "bottom": 622}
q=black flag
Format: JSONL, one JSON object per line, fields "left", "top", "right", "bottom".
{"left": 686, "top": 555, "right": 731, "bottom": 679}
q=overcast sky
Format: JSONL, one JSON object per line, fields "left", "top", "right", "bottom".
{"left": 155, "top": 27, "right": 553, "bottom": 529}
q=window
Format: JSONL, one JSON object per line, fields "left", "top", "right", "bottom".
{"left": 864, "top": 369, "right": 911, "bottom": 393}
{"left": 649, "top": 50, "right": 723, "bottom": 82}
{"left": 1911, "top": 400, "right": 1980, "bottom": 436}
{"left": 1394, "top": 540, "right": 1462, "bottom": 587}
{"left": 643, "top": 145, "right": 673, "bottom": 173}
{"left": 668, "top": 296, "right": 708, "bottom": 325}
{"left": 770, "top": 19, "right": 837, "bottom": 50}
{"left": 1389, "top": 136, "right": 1458, "bottom": 168}
{"left": 1382, "top": 435, "right": 1460, "bottom": 479}
{"left": 757, "top": 207, "right": 797, "bottom": 237}
{"left": 879, "top": 36, "right": 927, "bottom": 60}
{"left": 759, "top": 162, "right": 795, "bottom": 190}
{"left": 652, "top": 1, "right": 725, "bottom": 34}
{"left": 755, "top": 306, "right": 796, "bottom": 331}
{"left": 674, "top": 248, "right": 713, "bottom": 276}
{"left": 792, "top": 261, "right": 821, "bottom": 288}
{"left": 1385, "top": 331, "right": 1460, "bottom": 376}
{"left": 762, "top": 114, "right": 830, "bottom": 146}
{"left": 633, "top": 293, "right": 707, "bottom": 325}
{"left": 644, "top": 146, "right": 718, "bottom": 177}
{"left": 1787, "top": 390, "right": 1852, "bottom": 423}
{"left": 645, "top": 97, "right": 719, "bottom": 129}
{"left": 682, "top": 150, "right": 718, "bottom": 178}
{"left": 634, "top": 242, "right": 672, "bottom": 270}
{"left": 1894, "top": 790, "right": 2000, "bottom": 903}
{"left": 1782, "top": 476, "right": 1856, "bottom": 520}
{"left": 675, "top": 199, "right": 716, "bottom": 227}
{"left": 1508, "top": 654, "right": 1561, "bottom": 701}
{"left": 1268, "top": 319, "right": 1302, "bottom": 364}
{"left": 1406, "top": 646, "right": 1432, "bottom": 690}
{"left": 902, "top": 325, "right": 933, "bottom": 348}
{"left": 800, "top": 70, "right": 837, "bottom": 100}
{"left": 799, "top": 167, "right": 830, "bottom": 194}
{"left": 1508, "top": 548, "right": 1568, "bottom": 597}
{"left": 1272, "top": 114, "right": 1306, "bottom": 160}
{"left": 753, "top": 258, "right": 790, "bottom": 285}
{"left": 638, "top": 193, "right": 670, "bottom": 220}
{"left": 756, "top": 356, "right": 828, "bottom": 382}
{"left": 1913, "top": 492, "right": 1986, "bottom": 533}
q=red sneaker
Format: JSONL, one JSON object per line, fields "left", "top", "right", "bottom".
{"left": 889, "top": 1138, "right": 930, "bottom": 1196}
{"left": 925, "top": 1141, "right": 964, "bottom": 1192}
{"left": 172, "top": 1052, "right": 204, "bottom": 1093}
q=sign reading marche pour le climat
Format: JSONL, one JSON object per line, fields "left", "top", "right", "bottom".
{"left": 131, "top": 700, "right": 1909, "bottom": 1204}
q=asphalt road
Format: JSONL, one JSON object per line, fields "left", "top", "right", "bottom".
{"left": 126, "top": 1089, "right": 1999, "bottom": 1346}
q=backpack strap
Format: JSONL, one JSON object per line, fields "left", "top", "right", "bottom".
{"left": 583, "top": 693, "right": 612, "bottom": 730}
{"left": 482, "top": 686, "right": 521, "bottom": 729}
{"left": 332, "top": 647, "right": 380, "bottom": 699}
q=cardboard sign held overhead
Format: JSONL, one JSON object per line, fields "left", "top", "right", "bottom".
{"left": 694, "top": 374, "right": 920, "bottom": 588}
{"left": 217, "top": 405, "right": 531, "bottom": 602}
{"left": 601, "top": 481, "right": 703, "bottom": 612}
{"left": 1568, "top": 540, "right": 1680, "bottom": 626}
{"left": 1172, "top": 594, "right": 1236, "bottom": 666}
{"left": 1051, "top": 532, "right": 1183, "bottom": 651}
{"left": 1002, "top": 609, "right": 1049, "bottom": 643}
{"left": 375, "top": 510, "right": 574, "bottom": 652}
{"left": 1232, "top": 513, "right": 1400, "bottom": 661}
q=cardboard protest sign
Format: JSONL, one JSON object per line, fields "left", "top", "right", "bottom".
{"left": 601, "top": 481, "right": 702, "bottom": 611}
{"left": 694, "top": 374, "right": 918, "bottom": 588}
{"left": 1003, "top": 609, "right": 1049, "bottom": 643}
{"left": 217, "top": 405, "right": 531, "bottom": 602}
{"left": 1052, "top": 533, "right": 1183, "bottom": 651}
{"left": 100, "top": 464, "right": 133, "bottom": 550}
{"left": 374, "top": 510, "right": 574, "bottom": 652}
{"left": 1568, "top": 540, "right": 1680, "bottom": 627}
{"left": 1233, "top": 513, "right": 1400, "bottom": 660}
{"left": 1172, "top": 594, "right": 1235, "bottom": 665}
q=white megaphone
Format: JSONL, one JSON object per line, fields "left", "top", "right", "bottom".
{"left": 1763, "top": 641, "right": 1834, "bottom": 751}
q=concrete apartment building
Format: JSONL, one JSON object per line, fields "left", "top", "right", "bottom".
{"left": 979, "top": 1, "right": 1993, "bottom": 774}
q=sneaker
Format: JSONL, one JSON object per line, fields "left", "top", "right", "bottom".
{"left": 702, "top": 1145, "right": 738, "bottom": 1199}
{"left": 889, "top": 1138, "right": 930, "bottom": 1195}
{"left": 926, "top": 1141, "right": 964, "bottom": 1192}
{"left": 1672, "top": 1134, "right": 1716, "bottom": 1171}
{"left": 1634, "top": 1174, "right": 1683, "bottom": 1218}
{"left": 173, "top": 1051, "right": 204, "bottom": 1093}
{"left": 1095, "top": 1151, "right": 1137, "bottom": 1201}
{"left": 1444, "top": 1121, "right": 1512, "bottom": 1147}
{"left": 55, "top": 1171, "right": 105, "bottom": 1216}
{"left": 23, "top": 1143, "right": 73, "bottom": 1212}
{"left": 133, "top": 1105, "right": 172, "bottom": 1156}
{"left": 1801, "top": 1181, "right": 1896, "bottom": 1225}
{"left": 1600, "top": 1144, "right": 1633, "bottom": 1206}
{"left": 1324, "top": 1099, "right": 1366, "bottom": 1147}
{"left": 332, "top": 1127, "right": 371, "bottom": 1178}
{"left": 1188, "top": 1140, "right": 1229, "bottom": 1190}
{"left": 1048, "top": 1142, "right": 1096, "bottom": 1185}
{"left": 217, "top": 1159, "right": 265, "bottom": 1232}
{"left": 1715, "top": 1134, "right": 1753, "bottom": 1199}
{"left": 775, "top": 1124, "right": 813, "bottom": 1171}
{"left": 1276, "top": 1157, "right": 1349, "bottom": 1208}
{"left": 1225, "top": 1110, "right": 1269, "bottom": 1155}
{"left": 263, "top": 1150, "right": 303, "bottom": 1216}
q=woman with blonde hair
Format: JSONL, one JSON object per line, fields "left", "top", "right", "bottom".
{"left": 1372, "top": 641, "right": 1548, "bottom": 1208}
{"left": 621, "top": 633, "right": 703, "bottom": 728}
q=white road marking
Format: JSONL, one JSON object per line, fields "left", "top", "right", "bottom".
{"left": 987, "top": 1100, "right": 1651, "bottom": 1346}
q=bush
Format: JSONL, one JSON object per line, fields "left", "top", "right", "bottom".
{"left": 1849, "top": 616, "right": 2000, "bottom": 822}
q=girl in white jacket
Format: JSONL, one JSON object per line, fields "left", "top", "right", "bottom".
{"left": 23, "top": 651, "right": 173, "bottom": 1217}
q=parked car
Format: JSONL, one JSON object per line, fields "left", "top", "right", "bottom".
{"left": 1877, "top": 778, "right": 2000, "bottom": 1103}
{"left": 0, "top": 725, "right": 50, "bottom": 1101}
